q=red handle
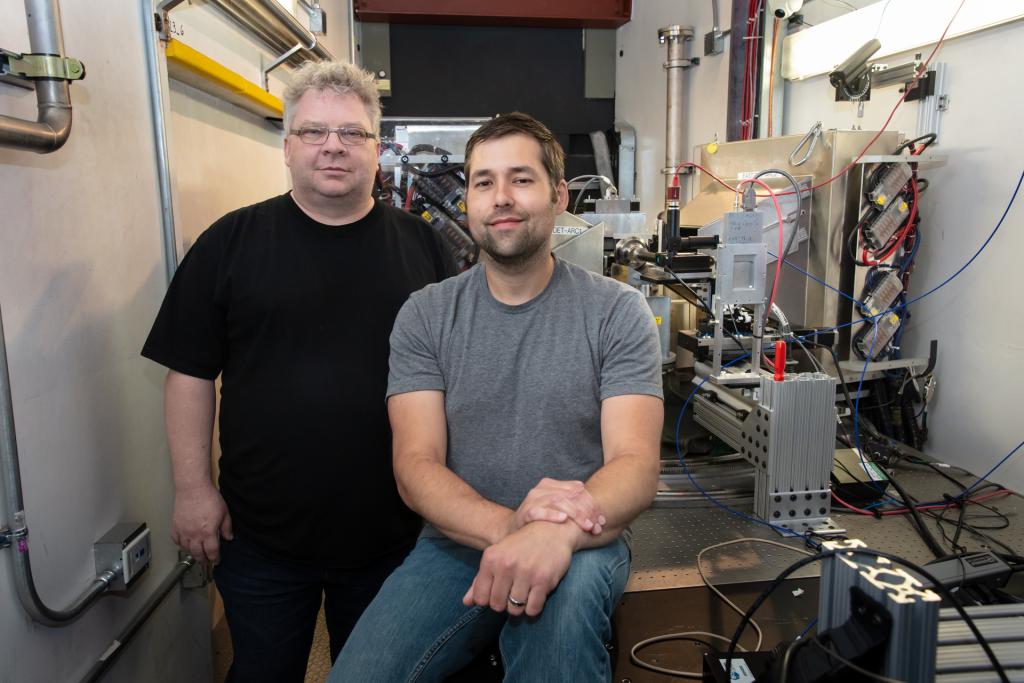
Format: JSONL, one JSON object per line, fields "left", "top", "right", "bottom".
{"left": 774, "top": 341, "right": 787, "bottom": 381}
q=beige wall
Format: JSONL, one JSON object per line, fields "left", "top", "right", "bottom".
{"left": 0, "top": 2, "right": 211, "bottom": 681}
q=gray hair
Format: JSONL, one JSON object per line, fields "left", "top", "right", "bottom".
{"left": 282, "top": 61, "right": 382, "bottom": 134}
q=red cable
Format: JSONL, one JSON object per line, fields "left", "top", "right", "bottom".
{"left": 832, "top": 488, "right": 1012, "bottom": 517}
{"left": 832, "top": 490, "right": 875, "bottom": 516}
{"left": 875, "top": 177, "right": 919, "bottom": 261}
{"left": 880, "top": 488, "right": 1012, "bottom": 515}
{"left": 682, "top": 0, "right": 966, "bottom": 193}
{"left": 404, "top": 182, "right": 414, "bottom": 210}
{"left": 737, "top": 177, "right": 786, "bottom": 316}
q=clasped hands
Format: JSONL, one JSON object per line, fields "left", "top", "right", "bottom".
{"left": 461, "top": 478, "right": 605, "bottom": 618}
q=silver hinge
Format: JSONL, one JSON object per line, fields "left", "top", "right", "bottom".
{"left": 1, "top": 49, "right": 85, "bottom": 82}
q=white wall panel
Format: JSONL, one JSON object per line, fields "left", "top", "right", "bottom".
{"left": 0, "top": 1, "right": 211, "bottom": 681}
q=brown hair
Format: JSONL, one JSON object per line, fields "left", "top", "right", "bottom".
{"left": 464, "top": 112, "right": 565, "bottom": 188}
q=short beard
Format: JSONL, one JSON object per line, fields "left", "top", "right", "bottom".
{"left": 478, "top": 229, "right": 550, "bottom": 270}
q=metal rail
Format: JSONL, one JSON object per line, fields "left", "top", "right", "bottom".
{"left": 77, "top": 557, "right": 197, "bottom": 683}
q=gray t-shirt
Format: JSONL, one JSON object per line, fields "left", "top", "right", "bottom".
{"left": 387, "top": 257, "right": 663, "bottom": 520}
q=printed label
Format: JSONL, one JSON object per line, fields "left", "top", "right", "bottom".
{"left": 718, "top": 658, "right": 756, "bottom": 682}
{"left": 552, "top": 226, "right": 586, "bottom": 235}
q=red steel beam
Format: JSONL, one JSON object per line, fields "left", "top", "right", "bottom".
{"left": 353, "top": 0, "right": 632, "bottom": 29}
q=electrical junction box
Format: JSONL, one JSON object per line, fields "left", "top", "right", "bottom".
{"left": 94, "top": 522, "right": 151, "bottom": 592}
{"left": 831, "top": 447, "right": 891, "bottom": 506}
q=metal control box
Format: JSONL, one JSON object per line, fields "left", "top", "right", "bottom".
{"left": 94, "top": 522, "right": 151, "bottom": 591}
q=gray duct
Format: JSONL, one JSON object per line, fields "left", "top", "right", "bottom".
{"left": 206, "top": 0, "right": 334, "bottom": 67}
{"left": 0, "top": 0, "right": 74, "bottom": 153}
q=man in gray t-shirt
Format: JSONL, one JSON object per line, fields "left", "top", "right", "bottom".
{"left": 330, "top": 113, "right": 663, "bottom": 682}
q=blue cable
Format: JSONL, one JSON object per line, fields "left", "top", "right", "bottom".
{"left": 904, "top": 169, "right": 1023, "bottom": 309}
{"left": 768, "top": 251, "right": 866, "bottom": 308}
{"left": 848, "top": 327, "right": 907, "bottom": 507}
{"left": 678, "top": 169, "right": 1024, "bottom": 529}
{"left": 957, "top": 441, "right": 1024, "bottom": 500}
{"left": 674, "top": 354, "right": 821, "bottom": 549}
{"left": 796, "top": 618, "right": 818, "bottom": 640}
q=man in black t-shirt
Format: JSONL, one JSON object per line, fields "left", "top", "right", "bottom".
{"left": 142, "top": 61, "right": 453, "bottom": 683}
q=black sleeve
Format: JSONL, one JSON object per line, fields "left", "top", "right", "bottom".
{"left": 436, "top": 230, "right": 460, "bottom": 279}
{"left": 141, "top": 226, "right": 228, "bottom": 380}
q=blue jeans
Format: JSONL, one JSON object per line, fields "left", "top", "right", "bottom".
{"left": 328, "top": 536, "right": 631, "bottom": 683}
{"left": 214, "top": 534, "right": 413, "bottom": 683}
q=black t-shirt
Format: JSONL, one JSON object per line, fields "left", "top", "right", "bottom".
{"left": 142, "top": 194, "right": 455, "bottom": 567}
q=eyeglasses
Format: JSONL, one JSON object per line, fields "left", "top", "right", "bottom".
{"left": 290, "top": 126, "right": 378, "bottom": 145}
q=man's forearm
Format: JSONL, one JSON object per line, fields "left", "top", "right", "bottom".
{"left": 396, "top": 455, "right": 514, "bottom": 551}
{"left": 572, "top": 451, "right": 659, "bottom": 550}
{"left": 164, "top": 370, "right": 217, "bottom": 492}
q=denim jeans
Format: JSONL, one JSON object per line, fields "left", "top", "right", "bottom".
{"left": 328, "top": 536, "right": 631, "bottom": 683}
{"left": 214, "top": 534, "right": 412, "bottom": 683}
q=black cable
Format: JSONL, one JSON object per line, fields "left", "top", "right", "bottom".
{"left": 927, "top": 501, "right": 1016, "bottom": 556}
{"left": 406, "top": 164, "right": 463, "bottom": 178}
{"left": 894, "top": 133, "right": 937, "bottom": 155}
{"left": 991, "top": 587, "right": 1024, "bottom": 604}
{"left": 951, "top": 500, "right": 969, "bottom": 554}
{"left": 883, "top": 468, "right": 952, "bottom": 558}
{"left": 664, "top": 266, "right": 714, "bottom": 316}
{"left": 806, "top": 637, "right": 904, "bottom": 683}
{"left": 802, "top": 339, "right": 859, "bottom": 432}
{"left": 723, "top": 548, "right": 1010, "bottom": 683}
{"left": 663, "top": 267, "right": 746, "bottom": 353}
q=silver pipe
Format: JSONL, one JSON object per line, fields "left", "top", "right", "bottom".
{"left": 209, "top": 0, "right": 296, "bottom": 57}
{"left": 348, "top": 0, "right": 358, "bottom": 64}
{"left": 711, "top": 0, "right": 721, "bottom": 33}
{"left": 615, "top": 122, "right": 636, "bottom": 200}
{"left": 258, "top": 0, "right": 323, "bottom": 54}
{"left": 141, "top": 0, "right": 179, "bottom": 284}
{"left": 0, "top": 306, "right": 115, "bottom": 625}
{"left": 78, "top": 558, "right": 196, "bottom": 683}
{"left": 0, "top": 0, "right": 73, "bottom": 153}
{"left": 658, "top": 26, "right": 693, "bottom": 198}
{"left": 208, "top": 0, "right": 333, "bottom": 63}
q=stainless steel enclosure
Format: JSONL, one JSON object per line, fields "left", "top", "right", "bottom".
{"left": 678, "top": 130, "right": 901, "bottom": 356}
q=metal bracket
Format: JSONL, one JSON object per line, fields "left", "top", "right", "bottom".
{"left": 297, "top": 0, "right": 326, "bottom": 34}
{"left": 263, "top": 43, "right": 303, "bottom": 90}
{"left": 662, "top": 165, "right": 695, "bottom": 177}
{"left": 178, "top": 550, "right": 211, "bottom": 589}
{"left": 704, "top": 29, "right": 729, "bottom": 56}
{"left": 0, "top": 524, "right": 27, "bottom": 550}
{"left": 1, "top": 49, "right": 85, "bottom": 82}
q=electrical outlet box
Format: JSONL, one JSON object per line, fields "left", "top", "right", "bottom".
{"left": 94, "top": 522, "right": 151, "bottom": 591}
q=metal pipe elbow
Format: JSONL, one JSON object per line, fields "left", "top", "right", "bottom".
{"left": 36, "top": 101, "right": 73, "bottom": 152}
